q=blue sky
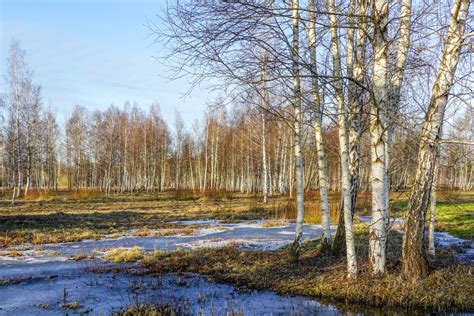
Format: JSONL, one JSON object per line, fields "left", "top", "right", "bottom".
{"left": 0, "top": 0, "right": 213, "bottom": 127}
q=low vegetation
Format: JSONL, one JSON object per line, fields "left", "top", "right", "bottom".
{"left": 0, "top": 191, "right": 276, "bottom": 248}
{"left": 114, "top": 304, "right": 185, "bottom": 316}
{"left": 140, "top": 225, "right": 473, "bottom": 312}
{"left": 391, "top": 191, "right": 474, "bottom": 239}
{"left": 105, "top": 247, "right": 144, "bottom": 263}
{"left": 0, "top": 190, "right": 471, "bottom": 249}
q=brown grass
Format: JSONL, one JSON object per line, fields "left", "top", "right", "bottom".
{"left": 114, "top": 304, "right": 185, "bottom": 316}
{"left": 141, "top": 226, "right": 474, "bottom": 312}
{"left": 0, "top": 191, "right": 277, "bottom": 248}
{"left": 105, "top": 246, "right": 144, "bottom": 263}
{"left": 23, "top": 189, "right": 55, "bottom": 202}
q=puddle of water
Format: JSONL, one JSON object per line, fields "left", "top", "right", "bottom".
{"left": 0, "top": 219, "right": 472, "bottom": 315}
{"left": 357, "top": 216, "right": 474, "bottom": 264}
{"left": 0, "top": 221, "right": 333, "bottom": 267}
{"left": 0, "top": 262, "right": 341, "bottom": 315}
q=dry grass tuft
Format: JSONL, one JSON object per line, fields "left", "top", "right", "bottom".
{"left": 114, "top": 303, "right": 185, "bottom": 316}
{"left": 70, "top": 189, "right": 103, "bottom": 200}
{"left": 261, "top": 219, "right": 289, "bottom": 228}
{"left": 105, "top": 246, "right": 144, "bottom": 263}
{"left": 24, "top": 190, "right": 55, "bottom": 201}
{"left": 140, "top": 229, "right": 474, "bottom": 312}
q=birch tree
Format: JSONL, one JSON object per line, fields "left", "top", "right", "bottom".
{"left": 385, "top": 0, "right": 412, "bottom": 220}
{"left": 308, "top": 0, "right": 331, "bottom": 250}
{"left": 289, "top": 0, "right": 305, "bottom": 262}
{"left": 369, "top": 0, "right": 389, "bottom": 275}
{"left": 332, "top": 0, "right": 368, "bottom": 257}
{"left": 402, "top": 0, "right": 471, "bottom": 279}
{"left": 328, "top": 0, "right": 357, "bottom": 278}
{"left": 6, "top": 41, "right": 28, "bottom": 203}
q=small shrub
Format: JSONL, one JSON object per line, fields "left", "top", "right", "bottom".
{"left": 105, "top": 247, "right": 144, "bottom": 263}
{"left": 70, "top": 189, "right": 103, "bottom": 200}
{"left": 114, "top": 303, "right": 185, "bottom": 316}
{"left": 173, "top": 190, "right": 198, "bottom": 201}
{"left": 24, "top": 189, "right": 55, "bottom": 201}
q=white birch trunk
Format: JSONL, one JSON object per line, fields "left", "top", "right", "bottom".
{"left": 308, "top": 0, "right": 331, "bottom": 248}
{"left": 329, "top": 0, "right": 357, "bottom": 278}
{"left": 290, "top": 0, "right": 305, "bottom": 260}
{"left": 402, "top": 0, "right": 470, "bottom": 278}
{"left": 369, "top": 0, "right": 389, "bottom": 275}
{"left": 261, "top": 62, "right": 269, "bottom": 204}
{"left": 384, "top": 0, "right": 412, "bottom": 223}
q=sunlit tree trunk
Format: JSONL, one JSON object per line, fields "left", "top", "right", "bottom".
{"left": 332, "top": 0, "right": 367, "bottom": 257}
{"left": 308, "top": 0, "right": 331, "bottom": 250}
{"left": 369, "top": 0, "right": 389, "bottom": 275}
{"left": 385, "top": 0, "right": 412, "bottom": 221}
{"left": 289, "top": 0, "right": 305, "bottom": 262}
{"left": 402, "top": 0, "right": 470, "bottom": 279}
{"left": 428, "top": 163, "right": 438, "bottom": 256}
{"left": 329, "top": 0, "right": 357, "bottom": 278}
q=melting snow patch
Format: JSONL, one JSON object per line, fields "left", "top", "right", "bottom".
{"left": 177, "top": 238, "right": 289, "bottom": 251}
{"left": 278, "top": 231, "right": 295, "bottom": 235}
{"left": 192, "top": 227, "right": 226, "bottom": 237}
{"left": 170, "top": 220, "right": 222, "bottom": 225}
{"left": 434, "top": 232, "right": 474, "bottom": 264}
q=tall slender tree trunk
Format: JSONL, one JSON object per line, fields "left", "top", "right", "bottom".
{"left": 384, "top": 0, "right": 412, "bottom": 224}
{"left": 289, "top": 0, "right": 305, "bottom": 262}
{"left": 14, "top": 98, "right": 22, "bottom": 202}
{"left": 308, "top": 0, "right": 331, "bottom": 250}
{"left": 332, "top": 0, "right": 367, "bottom": 256}
{"left": 261, "top": 59, "right": 269, "bottom": 204}
{"left": 402, "top": 0, "right": 470, "bottom": 279}
{"left": 329, "top": 0, "right": 357, "bottom": 278}
{"left": 369, "top": 0, "right": 389, "bottom": 275}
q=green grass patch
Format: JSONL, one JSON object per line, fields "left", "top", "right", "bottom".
{"left": 391, "top": 199, "right": 473, "bottom": 240}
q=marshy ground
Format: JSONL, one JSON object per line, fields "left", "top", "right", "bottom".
{"left": 0, "top": 189, "right": 472, "bottom": 314}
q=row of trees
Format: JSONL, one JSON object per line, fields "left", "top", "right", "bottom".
{"left": 1, "top": 0, "right": 472, "bottom": 279}
{"left": 155, "top": 0, "right": 472, "bottom": 279}
{"left": 2, "top": 48, "right": 470, "bottom": 197}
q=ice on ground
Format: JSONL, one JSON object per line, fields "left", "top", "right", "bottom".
{"left": 177, "top": 238, "right": 289, "bottom": 251}
{"left": 357, "top": 215, "right": 473, "bottom": 264}
{"left": 278, "top": 231, "right": 295, "bottom": 235}
{"left": 434, "top": 232, "right": 474, "bottom": 263}
{"left": 0, "top": 267, "right": 342, "bottom": 315}
{"left": 0, "top": 218, "right": 470, "bottom": 315}
{"left": 170, "top": 219, "right": 221, "bottom": 225}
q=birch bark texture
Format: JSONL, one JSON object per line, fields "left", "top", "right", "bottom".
{"left": 385, "top": 0, "right": 412, "bottom": 221}
{"left": 402, "top": 0, "right": 471, "bottom": 279}
{"left": 328, "top": 0, "right": 357, "bottom": 278}
{"left": 290, "top": 0, "right": 305, "bottom": 261}
{"left": 308, "top": 0, "right": 331, "bottom": 249}
{"left": 369, "top": 0, "right": 389, "bottom": 275}
{"left": 332, "top": 0, "right": 368, "bottom": 257}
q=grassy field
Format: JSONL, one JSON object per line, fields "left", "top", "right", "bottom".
{"left": 0, "top": 189, "right": 472, "bottom": 248}
{"left": 0, "top": 190, "right": 279, "bottom": 248}
{"left": 0, "top": 189, "right": 472, "bottom": 312}
{"left": 390, "top": 190, "right": 474, "bottom": 239}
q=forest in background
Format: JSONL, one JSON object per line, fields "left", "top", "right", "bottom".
{"left": 1, "top": 0, "right": 473, "bottom": 281}
{"left": 1, "top": 43, "right": 472, "bottom": 195}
